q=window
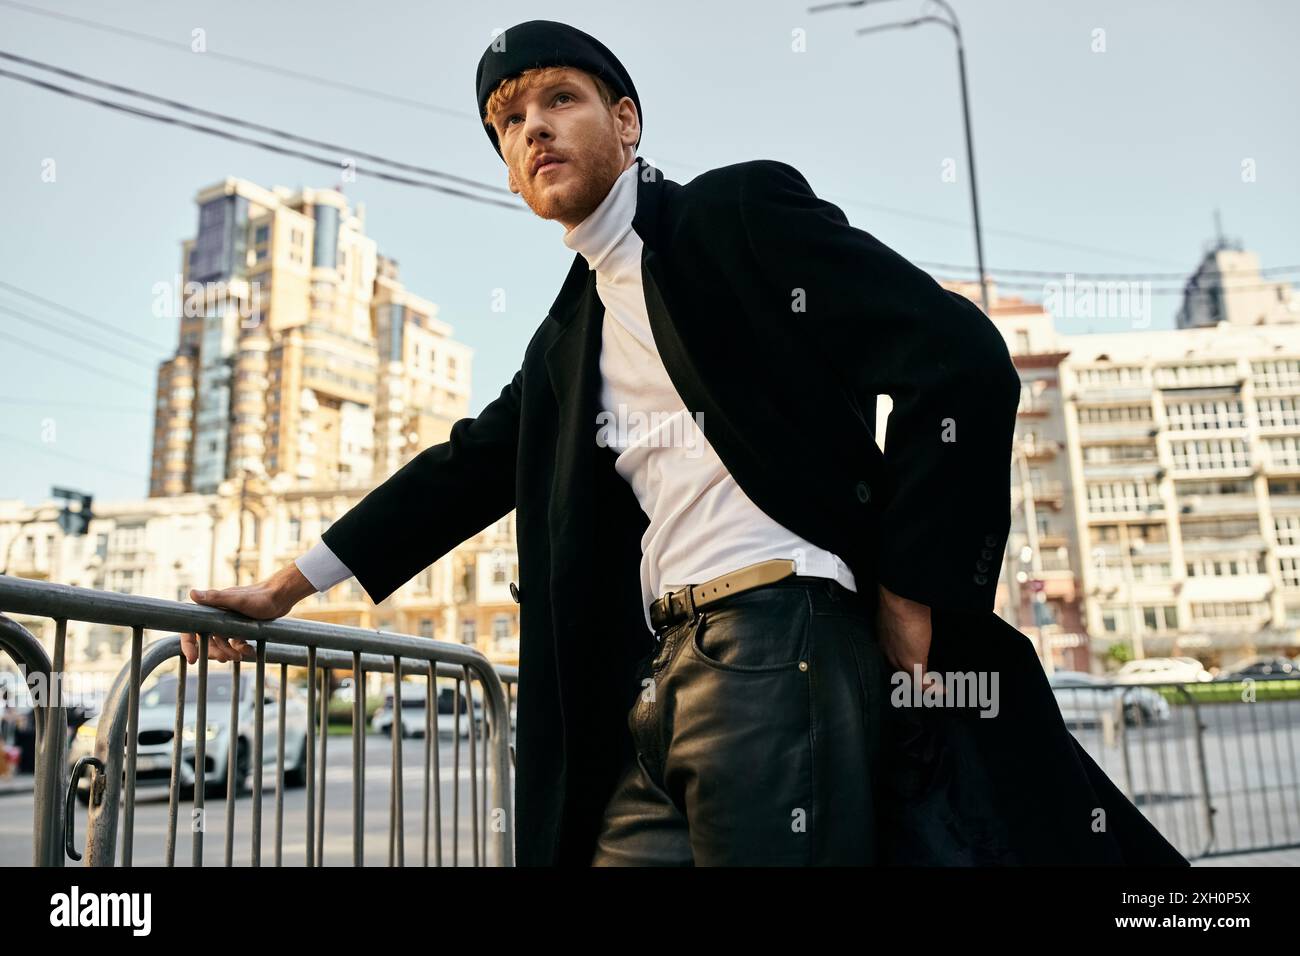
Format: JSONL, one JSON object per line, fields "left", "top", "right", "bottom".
{"left": 1165, "top": 399, "right": 1245, "bottom": 431}
{"left": 1276, "top": 516, "right": 1300, "bottom": 546}
{"left": 1154, "top": 363, "right": 1238, "bottom": 388}
{"left": 1257, "top": 397, "right": 1300, "bottom": 429}
{"left": 1077, "top": 366, "right": 1146, "bottom": 387}
{"left": 418, "top": 618, "right": 434, "bottom": 638}
{"left": 1077, "top": 405, "right": 1153, "bottom": 424}
{"left": 1086, "top": 479, "right": 1161, "bottom": 513}
{"left": 1266, "top": 436, "right": 1300, "bottom": 468}
{"left": 1252, "top": 359, "right": 1300, "bottom": 390}
{"left": 1280, "top": 557, "right": 1300, "bottom": 587}
{"left": 460, "top": 620, "right": 476, "bottom": 645}
{"left": 493, "top": 615, "right": 511, "bottom": 641}
{"left": 1169, "top": 438, "right": 1250, "bottom": 472}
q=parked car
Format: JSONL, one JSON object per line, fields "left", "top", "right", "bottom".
{"left": 1217, "top": 656, "right": 1300, "bottom": 681}
{"left": 1113, "top": 657, "right": 1213, "bottom": 685}
{"left": 68, "top": 670, "right": 312, "bottom": 803}
{"left": 370, "top": 683, "right": 486, "bottom": 739}
{"left": 1048, "top": 670, "right": 1171, "bottom": 726}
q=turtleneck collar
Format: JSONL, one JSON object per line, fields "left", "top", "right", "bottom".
{"left": 561, "top": 160, "right": 639, "bottom": 272}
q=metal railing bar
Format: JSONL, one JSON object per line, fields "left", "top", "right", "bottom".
{"left": 315, "top": 666, "right": 328, "bottom": 866}
{"left": 122, "top": 626, "right": 142, "bottom": 867}
{"left": 224, "top": 657, "right": 240, "bottom": 866}
{"left": 193, "top": 636, "right": 209, "bottom": 868}
{"left": 252, "top": 643, "right": 265, "bottom": 866}
{"left": 305, "top": 644, "right": 316, "bottom": 868}
{"left": 352, "top": 650, "right": 363, "bottom": 868}
{"left": 164, "top": 658, "right": 187, "bottom": 866}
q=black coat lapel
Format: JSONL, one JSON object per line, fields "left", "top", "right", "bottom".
{"left": 543, "top": 263, "right": 604, "bottom": 638}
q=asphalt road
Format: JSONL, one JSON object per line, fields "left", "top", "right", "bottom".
{"left": 1, "top": 732, "right": 511, "bottom": 867}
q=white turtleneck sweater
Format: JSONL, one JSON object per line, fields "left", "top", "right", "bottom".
{"left": 297, "top": 160, "right": 856, "bottom": 632}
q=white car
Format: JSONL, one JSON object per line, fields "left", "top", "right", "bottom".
{"left": 1113, "top": 657, "right": 1213, "bottom": 685}
{"left": 69, "top": 671, "right": 312, "bottom": 802}
{"left": 371, "top": 683, "right": 488, "bottom": 739}
{"left": 1048, "top": 671, "right": 1171, "bottom": 726}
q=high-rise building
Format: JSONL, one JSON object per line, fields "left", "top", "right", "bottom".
{"left": 1176, "top": 223, "right": 1299, "bottom": 330}
{"left": 149, "top": 178, "right": 472, "bottom": 497}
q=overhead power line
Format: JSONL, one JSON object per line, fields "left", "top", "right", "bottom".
{"left": 0, "top": 49, "right": 512, "bottom": 197}
{"left": 1, "top": 0, "right": 1201, "bottom": 269}
{"left": 0, "top": 429, "right": 150, "bottom": 482}
{"left": 0, "top": 303, "right": 159, "bottom": 369}
{"left": 0, "top": 279, "right": 167, "bottom": 353}
{"left": 920, "top": 260, "right": 1300, "bottom": 282}
{"left": 0, "top": 397, "right": 150, "bottom": 416}
{"left": 0, "top": 330, "right": 153, "bottom": 392}
{"left": 0, "top": 67, "right": 525, "bottom": 211}
{"left": 0, "top": 0, "right": 473, "bottom": 119}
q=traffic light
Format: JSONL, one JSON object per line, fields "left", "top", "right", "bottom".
{"left": 52, "top": 487, "right": 93, "bottom": 537}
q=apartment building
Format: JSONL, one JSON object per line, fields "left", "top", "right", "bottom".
{"left": 149, "top": 178, "right": 472, "bottom": 497}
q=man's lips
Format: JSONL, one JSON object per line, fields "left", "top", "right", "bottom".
{"left": 534, "top": 158, "right": 566, "bottom": 176}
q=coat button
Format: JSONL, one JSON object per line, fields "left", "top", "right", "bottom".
{"left": 973, "top": 573, "right": 988, "bottom": 586}
{"left": 980, "top": 548, "right": 995, "bottom": 561}
{"left": 975, "top": 560, "right": 990, "bottom": 573}
{"left": 984, "top": 533, "right": 998, "bottom": 547}
{"left": 509, "top": 582, "right": 520, "bottom": 603}
{"left": 854, "top": 480, "right": 872, "bottom": 504}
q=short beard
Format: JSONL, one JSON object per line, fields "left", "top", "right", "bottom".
{"left": 520, "top": 144, "right": 626, "bottom": 224}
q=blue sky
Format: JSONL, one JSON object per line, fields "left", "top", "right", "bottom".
{"left": 2, "top": 0, "right": 1297, "bottom": 505}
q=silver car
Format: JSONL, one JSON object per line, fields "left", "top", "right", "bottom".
{"left": 370, "top": 682, "right": 494, "bottom": 739}
{"left": 1049, "top": 670, "right": 1171, "bottom": 726}
{"left": 70, "top": 671, "right": 312, "bottom": 801}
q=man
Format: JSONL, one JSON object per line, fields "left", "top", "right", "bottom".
{"left": 184, "top": 20, "right": 1186, "bottom": 867}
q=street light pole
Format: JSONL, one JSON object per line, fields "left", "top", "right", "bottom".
{"left": 810, "top": 0, "right": 992, "bottom": 315}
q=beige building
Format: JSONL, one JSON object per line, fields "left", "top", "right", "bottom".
{"left": 0, "top": 486, "right": 522, "bottom": 686}
{"left": 149, "top": 178, "right": 472, "bottom": 498}
{"left": 1060, "top": 322, "right": 1300, "bottom": 666}
{"left": 938, "top": 246, "right": 1300, "bottom": 670}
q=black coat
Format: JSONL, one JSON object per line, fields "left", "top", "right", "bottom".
{"left": 324, "top": 156, "right": 1187, "bottom": 866}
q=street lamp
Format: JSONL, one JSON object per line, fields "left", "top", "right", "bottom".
{"left": 809, "top": 0, "right": 992, "bottom": 315}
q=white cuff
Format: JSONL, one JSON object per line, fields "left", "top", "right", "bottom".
{"left": 295, "top": 540, "right": 354, "bottom": 592}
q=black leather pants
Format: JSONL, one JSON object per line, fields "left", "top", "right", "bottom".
{"left": 590, "top": 576, "right": 889, "bottom": 865}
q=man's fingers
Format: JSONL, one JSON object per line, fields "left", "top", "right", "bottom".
{"left": 181, "top": 633, "right": 198, "bottom": 665}
{"left": 210, "top": 635, "right": 237, "bottom": 662}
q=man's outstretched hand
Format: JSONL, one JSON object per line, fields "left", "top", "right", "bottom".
{"left": 181, "top": 563, "right": 317, "bottom": 665}
{"left": 876, "top": 582, "right": 933, "bottom": 680}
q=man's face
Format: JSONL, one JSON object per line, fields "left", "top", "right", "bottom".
{"left": 492, "top": 68, "right": 639, "bottom": 230}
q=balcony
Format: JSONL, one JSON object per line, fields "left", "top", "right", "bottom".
{"left": 1076, "top": 422, "right": 1156, "bottom": 443}
{"left": 1176, "top": 494, "right": 1263, "bottom": 516}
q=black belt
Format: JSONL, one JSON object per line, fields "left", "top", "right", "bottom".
{"left": 648, "top": 558, "right": 800, "bottom": 632}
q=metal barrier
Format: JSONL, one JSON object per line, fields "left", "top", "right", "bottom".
{"left": 0, "top": 612, "right": 65, "bottom": 866}
{"left": 0, "top": 575, "right": 516, "bottom": 866}
{"left": 1053, "top": 678, "right": 1300, "bottom": 860}
{"left": 8, "top": 572, "right": 1298, "bottom": 865}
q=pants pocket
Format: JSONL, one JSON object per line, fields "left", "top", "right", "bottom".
{"left": 685, "top": 587, "right": 811, "bottom": 673}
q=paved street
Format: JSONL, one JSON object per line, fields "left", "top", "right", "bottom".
{"left": 1, "top": 732, "right": 509, "bottom": 867}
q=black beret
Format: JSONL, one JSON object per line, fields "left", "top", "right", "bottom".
{"left": 475, "top": 19, "right": 641, "bottom": 162}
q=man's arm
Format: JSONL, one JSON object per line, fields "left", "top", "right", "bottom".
{"left": 321, "top": 368, "right": 524, "bottom": 605}
{"left": 182, "top": 368, "right": 524, "bottom": 662}
{"left": 737, "top": 160, "right": 1020, "bottom": 614}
